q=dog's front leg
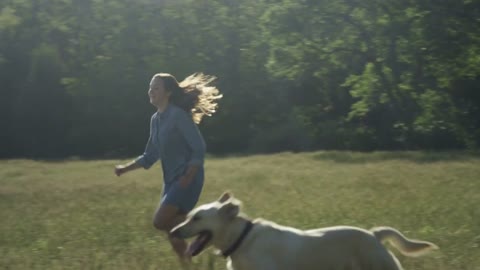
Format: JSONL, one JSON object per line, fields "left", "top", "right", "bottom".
{"left": 226, "top": 259, "right": 235, "bottom": 270}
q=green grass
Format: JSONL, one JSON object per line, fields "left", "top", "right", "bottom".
{"left": 0, "top": 151, "right": 479, "bottom": 269}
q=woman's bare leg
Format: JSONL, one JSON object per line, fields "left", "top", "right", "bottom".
{"left": 153, "top": 204, "right": 189, "bottom": 260}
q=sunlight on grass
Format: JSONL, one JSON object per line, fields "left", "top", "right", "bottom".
{"left": 0, "top": 151, "right": 479, "bottom": 269}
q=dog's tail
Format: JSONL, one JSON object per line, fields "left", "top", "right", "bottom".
{"left": 371, "top": 227, "right": 438, "bottom": 257}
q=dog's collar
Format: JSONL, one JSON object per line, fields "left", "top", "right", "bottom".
{"left": 222, "top": 220, "right": 254, "bottom": 257}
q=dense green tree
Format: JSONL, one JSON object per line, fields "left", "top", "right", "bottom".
{"left": 262, "top": 0, "right": 480, "bottom": 150}
{"left": 0, "top": 0, "right": 478, "bottom": 158}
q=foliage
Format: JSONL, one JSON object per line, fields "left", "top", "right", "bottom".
{"left": 263, "top": 0, "right": 480, "bottom": 150}
{"left": 0, "top": 0, "right": 479, "bottom": 157}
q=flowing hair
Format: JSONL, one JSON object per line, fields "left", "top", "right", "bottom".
{"left": 153, "top": 73, "right": 222, "bottom": 124}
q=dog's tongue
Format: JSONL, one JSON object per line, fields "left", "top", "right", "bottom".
{"left": 186, "top": 234, "right": 208, "bottom": 256}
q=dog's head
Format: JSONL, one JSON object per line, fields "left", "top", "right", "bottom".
{"left": 170, "top": 191, "right": 242, "bottom": 256}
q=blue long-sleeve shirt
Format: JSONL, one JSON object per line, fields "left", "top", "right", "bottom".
{"left": 135, "top": 104, "right": 206, "bottom": 183}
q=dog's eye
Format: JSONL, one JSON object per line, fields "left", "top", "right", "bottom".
{"left": 192, "top": 216, "right": 201, "bottom": 221}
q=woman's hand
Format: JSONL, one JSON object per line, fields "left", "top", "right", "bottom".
{"left": 179, "top": 165, "right": 199, "bottom": 188}
{"left": 114, "top": 161, "right": 141, "bottom": 177}
{"left": 114, "top": 165, "right": 126, "bottom": 176}
{"left": 178, "top": 175, "right": 193, "bottom": 188}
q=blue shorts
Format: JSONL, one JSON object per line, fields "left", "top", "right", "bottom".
{"left": 160, "top": 168, "right": 204, "bottom": 214}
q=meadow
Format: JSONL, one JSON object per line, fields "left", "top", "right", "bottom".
{"left": 0, "top": 151, "right": 479, "bottom": 270}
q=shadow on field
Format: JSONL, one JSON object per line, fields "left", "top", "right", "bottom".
{"left": 311, "top": 151, "right": 480, "bottom": 164}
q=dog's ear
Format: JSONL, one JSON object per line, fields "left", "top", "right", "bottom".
{"left": 219, "top": 198, "right": 241, "bottom": 219}
{"left": 218, "top": 191, "right": 233, "bottom": 203}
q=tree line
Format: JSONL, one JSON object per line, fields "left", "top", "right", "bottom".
{"left": 1, "top": 0, "right": 479, "bottom": 158}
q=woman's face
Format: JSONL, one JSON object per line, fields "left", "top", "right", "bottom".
{"left": 148, "top": 77, "right": 170, "bottom": 107}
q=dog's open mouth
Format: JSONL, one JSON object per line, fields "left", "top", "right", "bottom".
{"left": 186, "top": 230, "right": 213, "bottom": 256}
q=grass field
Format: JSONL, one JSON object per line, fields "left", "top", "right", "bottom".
{"left": 0, "top": 151, "right": 479, "bottom": 270}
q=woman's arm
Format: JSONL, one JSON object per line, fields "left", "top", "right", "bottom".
{"left": 175, "top": 110, "right": 206, "bottom": 187}
{"left": 135, "top": 115, "right": 160, "bottom": 169}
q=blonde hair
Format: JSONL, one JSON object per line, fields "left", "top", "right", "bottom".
{"left": 153, "top": 73, "right": 222, "bottom": 124}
